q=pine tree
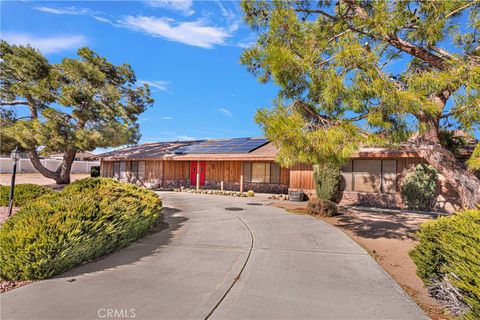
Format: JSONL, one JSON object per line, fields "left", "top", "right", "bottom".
{"left": 0, "top": 42, "right": 153, "bottom": 183}
{"left": 241, "top": 0, "right": 480, "bottom": 208}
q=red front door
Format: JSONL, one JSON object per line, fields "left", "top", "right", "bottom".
{"left": 190, "top": 161, "right": 206, "bottom": 186}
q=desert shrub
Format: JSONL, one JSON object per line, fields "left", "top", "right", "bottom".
{"left": 307, "top": 199, "right": 338, "bottom": 217}
{"left": 401, "top": 164, "right": 438, "bottom": 211}
{"left": 0, "top": 178, "right": 161, "bottom": 280}
{"left": 409, "top": 209, "right": 480, "bottom": 319}
{"left": 247, "top": 190, "right": 255, "bottom": 197}
{"left": 308, "top": 163, "right": 341, "bottom": 216}
{"left": 0, "top": 184, "right": 55, "bottom": 207}
{"left": 90, "top": 166, "right": 100, "bottom": 177}
{"left": 313, "top": 163, "right": 342, "bottom": 203}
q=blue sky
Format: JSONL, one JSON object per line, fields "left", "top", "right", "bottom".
{"left": 1, "top": 1, "right": 478, "bottom": 152}
{"left": 1, "top": 0, "right": 279, "bottom": 152}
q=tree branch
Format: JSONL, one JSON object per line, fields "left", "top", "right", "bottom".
{"left": 441, "top": 104, "right": 476, "bottom": 119}
{"left": 0, "top": 100, "right": 29, "bottom": 106}
{"left": 328, "top": 30, "right": 351, "bottom": 43}
{"left": 445, "top": 2, "right": 478, "bottom": 19}
{"left": 295, "top": 5, "right": 447, "bottom": 70}
{"left": 346, "top": 113, "right": 368, "bottom": 122}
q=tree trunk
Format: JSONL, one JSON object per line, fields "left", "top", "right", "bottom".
{"left": 28, "top": 148, "right": 76, "bottom": 184}
{"left": 417, "top": 143, "right": 480, "bottom": 209}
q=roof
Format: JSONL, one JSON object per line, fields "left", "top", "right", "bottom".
{"left": 168, "top": 141, "right": 280, "bottom": 161}
{"left": 173, "top": 137, "right": 269, "bottom": 154}
{"left": 48, "top": 151, "right": 99, "bottom": 160}
{"left": 99, "top": 136, "right": 477, "bottom": 161}
{"left": 99, "top": 137, "right": 278, "bottom": 161}
{"left": 99, "top": 140, "right": 202, "bottom": 160}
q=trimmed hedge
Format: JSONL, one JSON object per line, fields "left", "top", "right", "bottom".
{"left": 0, "top": 184, "right": 55, "bottom": 207}
{"left": 0, "top": 178, "right": 161, "bottom": 280}
{"left": 409, "top": 209, "right": 480, "bottom": 319}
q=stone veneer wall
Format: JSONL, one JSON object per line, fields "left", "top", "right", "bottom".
{"left": 164, "top": 180, "right": 190, "bottom": 188}
{"left": 204, "top": 181, "right": 289, "bottom": 194}
{"left": 338, "top": 192, "right": 403, "bottom": 209}
{"left": 297, "top": 188, "right": 460, "bottom": 213}
{"left": 162, "top": 180, "right": 288, "bottom": 194}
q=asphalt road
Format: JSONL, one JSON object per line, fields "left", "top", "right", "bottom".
{"left": 1, "top": 192, "right": 426, "bottom": 320}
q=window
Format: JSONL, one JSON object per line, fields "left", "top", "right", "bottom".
{"left": 341, "top": 159, "right": 397, "bottom": 194}
{"left": 119, "top": 161, "right": 126, "bottom": 179}
{"left": 251, "top": 163, "right": 270, "bottom": 183}
{"left": 243, "top": 162, "right": 280, "bottom": 184}
{"left": 382, "top": 160, "right": 397, "bottom": 193}
{"left": 113, "top": 161, "right": 120, "bottom": 179}
{"left": 353, "top": 160, "right": 382, "bottom": 193}
{"left": 130, "top": 161, "right": 146, "bottom": 180}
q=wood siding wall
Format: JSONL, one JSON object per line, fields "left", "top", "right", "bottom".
{"left": 101, "top": 160, "right": 288, "bottom": 185}
{"left": 289, "top": 158, "right": 424, "bottom": 194}
{"left": 289, "top": 164, "right": 315, "bottom": 190}
{"left": 163, "top": 161, "right": 190, "bottom": 181}
{"left": 101, "top": 161, "right": 113, "bottom": 178}
{"left": 145, "top": 160, "right": 163, "bottom": 182}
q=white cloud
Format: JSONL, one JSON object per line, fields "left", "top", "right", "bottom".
{"left": 35, "top": 6, "right": 114, "bottom": 24}
{"left": 119, "top": 15, "right": 230, "bottom": 48}
{"left": 1, "top": 33, "right": 87, "bottom": 54}
{"left": 35, "top": 6, "right": 92, "bottom": 15}
{"left": 214, "top": 0, "right": 240, "bottom": 32}
{"left": 138, "top": 79, "right": 170, "bottom": 92}
{"left": 146, "top": 0, "right": 195, "bottom": 16}
{"left": 175, "top": 135, "right": 196, "bottom": 141}
{"left": 161, "top": 116, "right": 173, "bottom": 120}
{"left": 217, "top": 108, "right": 233, "bottom": 117}
{"left": 93, "top": 16, "right": 111, "bottom": 23}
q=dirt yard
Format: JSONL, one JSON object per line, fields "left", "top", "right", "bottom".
{"left": 0, "top": 173, "right": 89, "bottom": 187}
{"left": 272, "top": 202, "right": 448, "bottom": 319}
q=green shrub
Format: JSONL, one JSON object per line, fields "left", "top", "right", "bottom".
{"left": 401, "top": 164, "right": 438, "bottom": 211}
{"left": 247, "top": 190, "right": 255, "bottom": 197}
{"left": 410, "top": 209, "right": 480, "bottom": 319}
{"left": 313, "top": 163, "right": 342, "bottom": 203}
{"left": 0, "top": 178, "right": 161, "bottom": 280}
{"left": 0, "top": 184, "right": 55, "bottom": 207}
{"left": 307, "top": 199, "right": 338, "bottom": 217}
{"left": 309, "top": 162, "right": 341, "bottom": 215}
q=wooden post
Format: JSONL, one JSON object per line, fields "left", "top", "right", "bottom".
{"left": 196, "top": 160, "right": 200, "bottom": 191}
{"left": 240, "top": 175, "right": 244, "bottom": 194}
{"left": 221, "top": 181, "right": 224, "bottom": 191}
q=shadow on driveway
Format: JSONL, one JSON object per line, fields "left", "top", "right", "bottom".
{"left": 331, "top": 208, "right": 435, "bottom": 240}
{"left": 55, "top": 206, "right": 188, "bottom": 278}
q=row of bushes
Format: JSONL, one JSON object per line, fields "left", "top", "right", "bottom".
{"left": 410, "top": 209, "right": 480, "bottom": 319}
{"left": 0, "top": 178, "right": 161, "bottom": 280}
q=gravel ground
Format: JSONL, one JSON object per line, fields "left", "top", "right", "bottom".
{"left": 0, "top": 206, "right": 18, "bottom": 225}
{"left": 0, "top": 173, "right": 90, "bottom": 187}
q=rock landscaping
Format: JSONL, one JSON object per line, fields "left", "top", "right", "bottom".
{"left": 173, "top": 187, "right": 256, "bottom": 197}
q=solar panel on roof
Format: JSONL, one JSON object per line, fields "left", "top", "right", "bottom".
{"left": 173, "top": 138, "right": 268, "bottom": 154}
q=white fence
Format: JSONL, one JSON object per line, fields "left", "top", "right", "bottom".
{"left": 0, "top": 158, "right": 100, "bottom": 174}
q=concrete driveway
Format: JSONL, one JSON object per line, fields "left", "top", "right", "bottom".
{"left": 1, "top": 192, "right": 426, "bottom": 320}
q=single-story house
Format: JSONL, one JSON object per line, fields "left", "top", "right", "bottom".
{"left": 48, "top": 151, "right": 99, "bottom": 161}
{"left": 99, "top": 137, "right": 467, "bottom": 212}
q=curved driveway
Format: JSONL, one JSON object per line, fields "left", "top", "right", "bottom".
{"left": 2, "top": 192, "right": 426, "bottom": 320}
